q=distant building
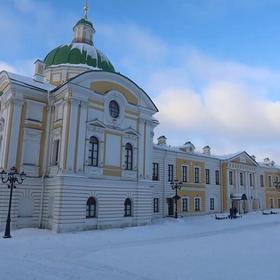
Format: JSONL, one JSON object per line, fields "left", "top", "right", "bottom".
{"left": 0, "top": 5, "right": 279, "bottom": 232}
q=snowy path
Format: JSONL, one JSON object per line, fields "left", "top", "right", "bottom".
{"left": 0, "top": 213, "right": 280, "bottom": 280}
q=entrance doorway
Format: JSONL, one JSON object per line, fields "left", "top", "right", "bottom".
{"left": 167, "top": 198, "right": 174, "bottom": 216}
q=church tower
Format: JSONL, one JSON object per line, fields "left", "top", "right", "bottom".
{"left": 35, "top": 1, "right": 115, "bottom": 86}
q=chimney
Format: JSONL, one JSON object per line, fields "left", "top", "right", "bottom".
{"left": 203, "top": 145, "right": 211, "bottom": 155}
{"left": 157, "top": 135, "right": 167, "bottom": 146}
{"left": 251, "top": 155, "right": 256, "bottom": 161}
{"left": 264, "top": 158, "right": 270, "bottom": 166}
{"left": 33, "top": 59, "right": 45, "bottom": 82}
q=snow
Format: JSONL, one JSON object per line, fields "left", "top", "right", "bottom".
{"left": 0, "top": 213, "right": 280, "bottom": 280}
{"left": 7, "top": 72, "right": 55, "bottom": 91}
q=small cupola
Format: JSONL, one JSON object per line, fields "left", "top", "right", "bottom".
{"left": 180, "top": 141, "right": 195, "bottom": 153}
{"left": 203, "top": 145, "right": 211, "bottom": 155}
{"left": 157, "top": 135, "right": 167, "bottom": 146}
{"left": 72, "top": 1, "right": 95, "bottom": 46}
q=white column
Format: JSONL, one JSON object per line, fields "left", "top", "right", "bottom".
{"left": 60, "top": 98, "right": 71, "bottom": 170}
{"left": 76, "top": 101, "right": 87, "bottom": 172}
{"left": 8, "top": 98, "right": 23, "bottom": 168}
{"left": 138, "top": 119, "right": 145, "bottom": 179}
{"left": 66, "top": 98, "right": 80, "bottom": 172}
{"left": 144, "top": 122, "right": 152, "bottom": 180}
{"left": 1, "top": 100, "right": 13, "bottom": 168}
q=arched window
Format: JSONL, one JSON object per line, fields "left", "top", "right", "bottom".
{"left": 86, "top": 197, "right": 97, "bottom": 218}
{"left": 124, "top": 198, "right": 132, "bottom": 217}
{"left": 125, "top": 143, "right": 133, "bottom": 170}
{"left": 89, "top": 136, "right": 99, "bottom": 166}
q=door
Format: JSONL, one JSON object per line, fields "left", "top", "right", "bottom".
{"left": 167, "top": 198, "right": 174, "bottom": 216}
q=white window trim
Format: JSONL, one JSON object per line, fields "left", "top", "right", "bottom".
{"left": 194, "top": 166, "right": 200, "bottom": 184}
{"left": 181, "top": 196, "right": 189, "bottom": 212}
{"left": 181, "top": 165, "right": 189, "bottom": 183}
{"left": 228, "top": 170, "right": 233, "bottom": 186}
{"left": 194, "top": 197, "right": 201, "bottom": 211}
{"left": 210, "top": 197, "right": 215, "bottom": 211}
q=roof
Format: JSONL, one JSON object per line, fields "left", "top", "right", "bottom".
{"left": 73, "top": 18, "right": 94, "bottom": 29}
{"left": 2, "top": 71, "right": 55, "bottom": 91}
{"left": 153, "top": 145, "right": 260, "bottom": 163}
{"left": 44, "top": 43, "right": 115, "bottom": 72}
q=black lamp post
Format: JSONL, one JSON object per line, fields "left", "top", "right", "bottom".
{"left": 171, "top": 179, "right": 183, "bottom": 219}
{"left": 0, "top": 166, "right": 26, "bottom": 238}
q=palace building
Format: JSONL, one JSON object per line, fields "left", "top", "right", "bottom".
{"left": 0, "top": 6, "right": 279, "bottom": 232}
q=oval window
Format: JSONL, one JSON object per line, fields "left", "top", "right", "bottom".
{"left": 109, "top": 100, "right": 120, "bottom": 118}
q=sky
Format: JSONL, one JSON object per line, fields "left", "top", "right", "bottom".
{"left": 1, "top": 0, "right": 280, "bottom": 162}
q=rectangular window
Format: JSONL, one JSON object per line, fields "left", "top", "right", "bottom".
{"left": 182, "top": 198, "right": 188, "bottom": 212}
{"left": 152, "top": 163, "right": 159, "bottom": 181}
{"left": 249, "top": 173, "right": 253, "bottom": 187}
{"left": 194, "top": 198, "right": 200, "bottom": 211}
{"left": 240, "top": 172, "right": 244, "bottom": 186}
{"left": 194, "top": 167, "right": 200, "bottom": 183}
{"left": 278, "top": 199, "right": 280, "bottom": 208}
{"left": 229, "top": 171, "right": 233, "bottom": 185}
{"left": 210, "top": 198, "right": 215, "bottom": 211}
{"left": 153, "top": 198, "right": 159, "bottom": 213}
{"left": 182, "top": 166, "right": 188, "bottom": 182}
{"left": 168, "top": 164, "right": 174, "bottom": 182}
{"left": 215, "top": 170, "right": 220, "bottom": 185}
{"left": 52, "top": 139, "right": 60, "bottom": 166}
{"left": 269, "top": 175, "right": 272, "bottom": 187}
{"left": 276, "top": 176, "right": 279, "bottom": 183}
{"left": 260, "top": 175, "right": 264, "bottom": 187}
{"left": 205, "top": 169, "right": 210, "bottom": 184}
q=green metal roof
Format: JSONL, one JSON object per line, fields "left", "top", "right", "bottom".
{"left": 44, "top": 43, "right": 115, "bottom": 72}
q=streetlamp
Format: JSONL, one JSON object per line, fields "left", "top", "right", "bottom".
{"left": 0, "top": 166, "right": 26, "bottom": 238}
{"left": 171, "top": 179, "right": 183, "bottom": 219}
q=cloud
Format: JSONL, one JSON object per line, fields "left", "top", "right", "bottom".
{"left": 0, "top": 62, "right": 17, "bottom": 73}
{"left": 79, "top": 22, "right": 280, "bottom": 161}
{"left": 1, "top": 9, "right": 280, "bottom": 162}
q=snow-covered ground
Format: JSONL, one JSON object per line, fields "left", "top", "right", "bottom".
{"left": 1, "top": 212, "right": 280, "bottom": 280}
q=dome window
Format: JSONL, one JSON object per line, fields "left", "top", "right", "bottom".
{"left": 109, "top": 100, "right": 120, "bottom": 118}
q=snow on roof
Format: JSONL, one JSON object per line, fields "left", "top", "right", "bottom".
{"left": 6, "top": 72, "right": 55, "bottom": 91}
{"left": 153, "top": 144, "right": 256, "bottom": 162}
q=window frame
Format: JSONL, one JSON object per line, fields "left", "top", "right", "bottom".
{"left": 153, "top": 198, "right": 159, "bottom": 213}
{"left": 215, "top": 170, "right": 220, "bottom": 185}
{"left": 268, "top": 175, "right": 272, "bottom": 187}
{"left": 194, "top": 167, "right": 200, "bottom": 183}
{"left": 124, "top": 198, "right": 132, "bottom": 217}
{"left": 182, "top": 197, "right": 189, "bottom": 212}
{"left": 229, "top": 170, "right": 233, "bottom": 185}
{"left": 205, "top": 168, "right": 210, "bottom": 184}
{"left": 52, "top": 139, "right": 60, "bottom": 166}
{"left": 152, "top": 162, "right": 159, "bottom": 181}
{"left": 260, "top": 174, "right": 264, "bottom": 187}
{"left": 125, "top": 143, "right": 133, "bottom": 171}
{"left": 210, "top": 198, "right": 215, "bottom": 211}
{"left": 194, "top": 197, "right": 201, "bottom": 211}
{"left": 240, "top": 172, "right": 244, "bottom": 186}
{"left": 109, "top": 100, "right": 120, "bottom": 118}
{"left": 182, "top": 165, "right": 188, "bottom": 183}
{"left": 86, "top": 197, "right": 97, "bottom": 218}
{"left": 88, "top": 136, "right": 99, "bottom": 167}
{"left": 168, "top": 164, "right": 174, "bottom": 182}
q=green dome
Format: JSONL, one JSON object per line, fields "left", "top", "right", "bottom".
{"left": 44, "top": 43, "right": 115, "bottom": 72}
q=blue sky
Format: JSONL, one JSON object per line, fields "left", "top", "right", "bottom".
{"left": 2, "top": 0, "right": 280, "bottom": 162}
